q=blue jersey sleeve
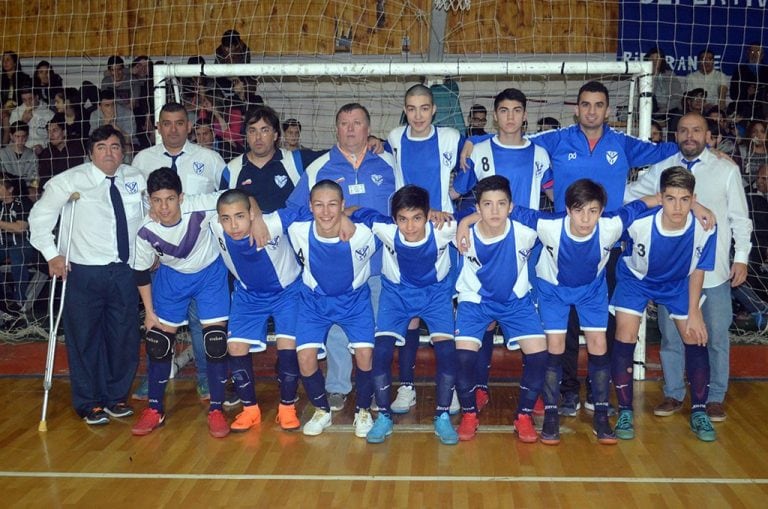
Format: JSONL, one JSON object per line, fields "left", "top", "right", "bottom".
{"left": 286, "top": 172, "right": 310, "bottom": 209}
{"left": 469, "top": 133, "right": 493, "bottom": 144}
{"left": 291, "top": 150, "right": 305, "bottom": 175}
{"left": 350, "top": 207, "right": 393, "bottom": 228}
{"left": 527, "top": 129, "right": 560, "bottom": 154}
{"left": 615, "top": 200, "right": 650, "bottom": 229}
{"left": 276, "top": 206, "right": 311, "bottom": 230}
{"left": 219, "top": 166, "right": 231, "bottom": 189}
{"left": 298, "top": 148, "right": 326, "bottom": 168}
{"left": 697, "top": 226, "right": 718, "bottom": 271}
{"left": 624, "top": 137, "right": 680, "bottom": 168}
{"left": 452, "top": 165, "right": 477, "bottom": 195}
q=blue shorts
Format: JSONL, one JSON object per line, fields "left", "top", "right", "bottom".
{"left": 537, "top": 276, "right": 608, "bottom": 333}
{"left": 295, "top": 285, "right": 375, "bottom": 353}
{"left": 153, "top": 257, "right": 229, "bottom": 327}
{"left": 228, "top": 279, "right": 300, "bottom": 353}
{"left": 376, "top": 277, "right": 454, "bottom": 344}
{"left": 611, "top": 270, "right": 690, "bottom": 319}
{"left": 455, "top": 296, "right": 544, "bottom": 349}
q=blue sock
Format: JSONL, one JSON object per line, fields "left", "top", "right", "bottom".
{"left": 301, "top": 369, "right": 330, "bottom": 411}
{"left": 611, "top": 341, "right": 636, "bottom": 411}
{"left": 588, "top": 352, "right": 611, "bottom": 416}
{"left": 456, "top": 348, "right": 478, "bottom": 413}
{"left": 685, "top": 344, "right": 710, "bottom": 412}
{"left": 148, "top": 360, "right": 170, "bottom": 413}
{"left": 518, "top": 350, "right": 547, "bottom": 415}
{"left": 434, "top": 340, "right": 456, "bottom": 416}
{"left": 229, "top": 354, "right": 257, "bottom": 406}
{"left": 543, "top": 353, "right": 563, "bottom": 413}
{"left": 474, "top": 330, "right": 494, "bottom": 392}
{"left": 372, "top": 335, "right": 396, "bottom": 416}
{"left": 398, "top": 327, "right": 420, "bottom": 385}
{"left": 206, "top": 357, "right": 228, "bottom": 411}
{"left": 277, "top": 349, "right": 299, "bottom": 405}
{"left": 355, "top": 368, "right": 373, "bottom": 410}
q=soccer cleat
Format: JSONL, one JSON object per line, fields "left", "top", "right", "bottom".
{"left": 449, "top": 390, "right": 460, "bottom": 415}
{"left": 390, "top": 385, "right": 416, "bottom": 414}
{"left": 513, "top": 413, "right": 538, "bottom": 443}
{"left": 353, "top": 408, "right": 374, "bottom": 438}
{"left": 132, "top": 379, "right": 149, "bottom": 401}
{"left": 457, "top": 412, "right": 479, "bottom": 441}
{"left": 208, "top": 409, "right": 230, "bottom": 438}
{"left": 690, "top": 412, "right": 717, "bottom": 442}
{"left": 475, "top": 388, "right": 490, "bottom": 413}
{"left": 366, "top": 414, "right": 394, "bottom": 444}
{"left": 434, "top": 412, "right": 459, "bottom": 445}
{"left": 705, "top": 402, "right": 727, "bottom": 422}
{"left": 540, "top": 413, "right": 560, "bottom": 445}
{"left": 303, "top": 408, "right": 332, "bottom": 436}
{"left": 559, "top": 392, "right": 581, "bottom": 417}
{"left": 653, "top": 397, "right": 683, "bottom": 417}
{"left": 197, "top": 377, "right": 210, "bottom": 401}
{"left": 592, "top": 413, "right": 618, "bottom": 445}
{"left": 328, "top": 393, "right": 347, "bottom": 412}
{"left": 275, "top": 403, "right": 301, "bottom": 431}
{"left": 104, "top": 402, "right": 134, "bottom": 418}
{"left": 230, "top": 404, "right": 262, "bottom": 432}
{"left": 615, "top": 410, "right": 635, "bottom": 440}
{"left": 533, "top": 396, "right": 545, "bottom": 417}
{"left": 131, "top": 408, "right": 164, "bottom": 435}
{"left": 84, "top": 407, "right": 110, "bottom": 426}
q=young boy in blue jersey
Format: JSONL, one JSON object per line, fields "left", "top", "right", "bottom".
{"left": 212, "top": 189, "right": 304, "bottom": 433}
{"left": 611, "top": 166, "right": 717, "bottom": 442}
{"left": 453, "top": 175, "right": 548, "bottom": 443}
{"left": 349, "top": 185, "right": 460, "bottom": 445}
{"left": 131, "top": 168, "right": 231, "bottom": 438}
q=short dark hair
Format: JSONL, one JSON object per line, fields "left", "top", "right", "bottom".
{"left": 645, "top": 46, "right": 671, "bottom": 73}
{"left": 494, "top": 88, "right": 527, "bottom": 111}
{"left": 246, "top": 105, "right": 281, "bottom": 131}
{"left": 106, "top": 55, "right": 124, "bottom": 68}
{"left": 282, "top": 118, "right": 302, "bottom": 132}
{"left": 474, "top": 175, "right": 511, "bottom": 203}
{"left": 390, "top": 185, "right": 430, "bottom": 218}
{"left": 88, "top": 125, "right": 126, "bottom": 154}
{"left": 48, "top": 113, "right": 66, "bottom": 130}
{"left": 0, "top": 173, "right": 15, "bottom": 192}
{"left": 147, "top": 167, "right": 182, "bottom": 196}
{"left": 9, "top": 121, "right": 29, "bottom": 136}
{"left": 310, "top": 179, "right": 344, "bottom": 201}
{"left": 336, "top": 102, "right": 370, "bottom": 125}
{"left": 404, "top": 84, "right": 433, "bottom": 104}
{"left": 577, "top": 81, "right": 610, "bottom": 106}
{"left": 536, "top": 116, "right": 561, "bottom": 130}
{"left": 697, "top": 48, "right": 714, "bottom": 61}
{"left": 660, "top": 166, "right": 696, "bottom": 194}
{"left": 98, "top": 89, "right": 116, "bottom": 103}
{"left": 217, "top": 189, "right": 251, "bottom": 212}
{"left": 160, "top": 101, "right": 187, "bottom": 116}
{"left": 565, "top": 179, "right": 607, "bottom": 210}
{"left": 468, "top": 104, "right": 487, "bottom": 118}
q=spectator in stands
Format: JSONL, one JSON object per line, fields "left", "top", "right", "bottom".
{"left": 216, "top": 29, "right": 251, "bottom": 65}
{"left": 735, "top": 120, "right": 768, "bottom": 188}
{"left": 197, "top": 88, "right": 244, "bottom": 154}
{"left": 1, "top": 51, "right": 30, "bottom": 109}
{"left": 230, "top": 76, "right": 264, "bottom": 122}
{"left": 32, "top": 60, "right": 63, "bottom": 106}
{"left": 9, "top": 87, "right": 53, "bottom": 155}
{"left": 53, "top": 88, "right": 88, "bottom": 147}
{"left": 130, "top": 56, "right": 154, "bottom": 150}
{"left": 730, "top": 42, "right": 768, "bottom": 121}
{"left": 466, "top": 104, "right": 488, "bottom": 136}
{"left": 89, "top": 89, "right": 136, "bottom": 151}
{"left": 536, "top": 116, "right": 561, "bottom": 133}
{"left": 37, "top": 113, "right": 85, "bottom": 188}
{"left": 101, "top": 56, "right": 132, "bottom": 109}
{"left": 0, "top": 122, "right": 38, "bottom": 201}
{"left": 79, "top": 80, "right": 100, "bottom": 121}
{"left": 281, "top": 118, "right": 305, "bottom": 151}
{"left": 667, "top": 88, "right": 707, "bottom": 139}
{"left": 645, "top": 47, "right": 683, "bottom": 120}
{"left": 650, "top": 120, "right": 663, "bottom": 142}
{"left": 0, "top": 173, "right": 36, "bottom": 315}
{"left": 191, "top": 119, "right": 230, "bottom": 157}
{"left": 704, "top": 106, "right": 739, "bottom": 155}
{"left": 686, "top": 49, "right": 729, "bottom": 111}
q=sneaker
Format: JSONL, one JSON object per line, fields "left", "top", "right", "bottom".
{"left": 653, "top": 397, "right": 683, "bottom": 417}
{"left": 533, "top": 396, "right": 545, "bottom": 417}
{"left": 303, "top": 408, "right": 332, "bottom": 436}
{"left": 131, "top": 408, "right": 164, "bottom": 435}
{"left": 84, "top": 407, "right": 110, "bottom": 426}
{"left": 513, "top": 413, "right": 538, "bottom": 443}
{"left": 433, "top": 412, "right": 459, "bottom": 445}
{"left": 475, "top": 387, "right": 490, "bottom": 413}
{"left": 540, "top": 413, "right": 560, "bottom": 445}
{"left": 132, "top": 379, "right": 149, "bottom": 401}
{"left": 353, "top": 409, "right": 374, "bottom": 438}
{"left": 104, "top": 402, "right": 134, "bottom": 418}
{"left": 207, "top": 409, "right": 230, "bottom": 438}
{"left": 390, "top": 385, "right": 416, "bottom": 414}
{"left": 449, "top": 390, "right": 460, "bottom": 415}
{"left": 366, "top": 413, "right": 394, "bottom": 443}
{"left": 615, "top": 410, "right": 635, "bottom": 440}
{"left": 584, "top": 399, "right": 618, "bottom": 417}
{"left": 275, "top": 403, "right": 301, "bottom": 431}
{"left": 592, "top": 413, "right": 618, "bottom": 445}
{"left": 197, "top": 377, "right": 210, "bottom": 401}
{"left": 690, "top": 411, "right": 717, "bottom": 442}
{"left": 222, "top": 381, "right": 241, "bottom": 409}
{"left": 559, "top": 392, "right": 581, "bottom": 417}
{"left": 705, "top": 402, "right": 727, "bottom": 422}
{"left": 230, "top": 404, "right": 261, "bottom": 432}
{"left": 457, "top": 412, "right": 479, "bottom": 441}
{"left": 328, "top": 393, "right": 347, "bottom": 412}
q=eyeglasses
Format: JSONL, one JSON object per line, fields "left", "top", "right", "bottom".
{"left": 248, "top": 126, "right": 275, "bottom": 137}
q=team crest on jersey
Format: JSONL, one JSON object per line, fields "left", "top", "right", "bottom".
{"left": 695, "top": 246, "right": 703, "bottom": 258}
{"left": 371, "top": 174, "right": 384, "bottom": 186}
{"left": 335, "top": 177, "right": 345, "bottom": 184}
{"left": 193, "top": 162, "right": 205, "bottom": 175}
{"left": 605, "top": 151, "right": 619, "bottom": 165}
{"left": 603, "top": 246, "right": 612, "bottom": 253}
{"left": 274, "top": 175, "right": 288, "bottom": 188}
{"left": 124, "top": 181, "right": 139, "bottom": 194}
{"left": 242, "top": 178, "right": 253, "bottom": 186}
{"left": 568, "top": 152, "right": 577, "bottom": 161}
{"left": 518, "top": 248, "right": 532, "bottom": 261}
{"left": 266, "top": 236, "right": 280, "bottom": 250}
{"left": 442, "top": 151, "right": 454, "bottom": 168}
{"left": 355, "top": 245, "right": 370, "bottom": 260}
{"left": 152, "top": 242, "right": 164, "bottom": 257}
{"left": 534, "top": 161, "right": 544, "bottom": 177}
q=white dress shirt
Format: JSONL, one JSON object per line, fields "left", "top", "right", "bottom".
{"left": 132, "top": 141, "right": 225, "bottom": 194}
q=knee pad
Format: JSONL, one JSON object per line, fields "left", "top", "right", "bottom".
{"left": 203, "top": 324, "right": 228, "bottom": 361}
{"left": 145, "top": 328, "right": 174, "bottom": 361}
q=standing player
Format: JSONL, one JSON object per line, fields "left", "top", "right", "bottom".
{"left": 130, "top": 168, "right": 230, "bottom": 437}
{"left": 612, "top": 167, "right": 717, "bottom": 441}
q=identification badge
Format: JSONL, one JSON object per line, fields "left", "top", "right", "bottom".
{"left": 349, "top": 183, "right": 366, "bottom": 195}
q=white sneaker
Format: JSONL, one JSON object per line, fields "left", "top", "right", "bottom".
{"left": 353, "top": 408, "right": 374, "bottom": 438}
{"left": 449, "top": 389, "right": 460, "bottom": 415}
{"left": 302, "top": 409, "right": 332, "bottom": 436}
{"left": 391, "top": 385, "right": 417, "bottom": 414}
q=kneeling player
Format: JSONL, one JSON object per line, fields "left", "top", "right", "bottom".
{"left": 611, "top": 167, "right": 717, "bottom": 442}
{"left": 131, "top": 168, "right": 230, "bottom": 438}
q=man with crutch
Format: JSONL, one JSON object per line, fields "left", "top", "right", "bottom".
{"left": 30, "top": 125, "right": 147, "bottom": 425}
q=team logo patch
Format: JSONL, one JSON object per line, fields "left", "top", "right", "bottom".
{"left": 124, "top": 181, "right": 139, "bottom": 194}
{"left": 605, "top": 151, "right": 619, "bottom": 165}
{"left": 193, "top": 162, "right": 205, "bottom": 175}
{"left": 535, "top": 161, "right": 544, "bottom": 177}
{"left": 518, "top": 248, "right": 532, "bottom": 261}
{"left": 371, "top": 174, "right": 384, "bottom": 186}
{"left": 335, "top": 177, "right": 345, "bottom": 184}
{"left": 267, "top": 236, "right": 280, "bottom": 250}
{"left": 568, "top": 152, "right": 577, "bottom": 161}
{"left": 695, "top": 246, "right": 703, "bottom": 258}
{"left": 242, "top": 178, "right": 253, "bottom": 186}
{"left": 355, "top": 245, "right": 370, "bottom": 260}
{"left": 442, "top": 151, "right": 454, "bottom": 168}
{"left": 274, "top": 175, "right": 288, "bottom": 188}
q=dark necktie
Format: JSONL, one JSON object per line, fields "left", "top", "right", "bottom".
{"left": 683, "top": 158, "right": 700, "bottom": 171}
{"left": 164, "top": 151, "right": 183, "bottom": 172}
{"left": 107, "top": 176, "right": 129, "bottom": 262}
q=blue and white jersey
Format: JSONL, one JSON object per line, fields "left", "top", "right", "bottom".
{"left": 512, "top": 200, "right": 647, "bottom": 287}
{"left": 386, "top": 125, "right": 463, "bottom": 212}
{"left": 455, "top": 219, "right": 538, "bottom": 304}
{"left": 134, "top": 192, "right": 221, "bottom": 273}
{"left": 454, "top": 137, "right": 552, "bottom": 210}
{"left": 351, "top": 208, "right": 454, "bottom": 288}
{"left": 209, "top": 213, "right": 301, "bottom": 294}
{"left": 621, "top": 208, "right": 717, "bottom": 284}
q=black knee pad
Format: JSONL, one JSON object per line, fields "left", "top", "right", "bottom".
{"left": 145, "top": 328, "right": 174, "bottom": 361}
{"left": 203, "top": 325, "right": 228, "bottom": 361}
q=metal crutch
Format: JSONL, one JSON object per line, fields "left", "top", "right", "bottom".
{"left": 39, "top": 192, "right": 80, "bottom": 432}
